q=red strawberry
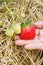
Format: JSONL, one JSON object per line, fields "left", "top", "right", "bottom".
{"left": 20, "top": 19, "right": 36, "bottom": 40}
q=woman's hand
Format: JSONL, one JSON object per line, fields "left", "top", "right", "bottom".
{"left": 15, "top": 21, "right": 43, "bottom": 50}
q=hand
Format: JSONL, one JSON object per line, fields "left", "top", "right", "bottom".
{"left": 15, "top": 21, "right": 43, "bottom": 50}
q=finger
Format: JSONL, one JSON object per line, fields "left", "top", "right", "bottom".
{"left": 24, "top": 43, "right": 43, "bottom": 50}
{"left": 40, "top": 37, "right": 43, "bottom": 43}
{"left": 34, "top": 21, "right": 43, "bottom": 29}
{"left": 40, "top": 29, "right": 43, "bottom": 36}
{"left": 15, "top": 40, "right": 26, "bottom": 46}
{"left": 15, "top": 39, "right": 40, "bottom": 46}
{"left": 39, "top": 29, "right": 43, "bottom": 43}
{"left": 25, "top": 39, "right": 40, "bottom": 44}
{"left": 36, "top": 29, "right": 40, "bottom": 36}
{"left": 34, "top": 35, "right": 39, "bottom": 39}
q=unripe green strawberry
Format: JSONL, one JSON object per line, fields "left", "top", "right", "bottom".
{"left": 12, "top": 22, "right": 21, "bottom": 34}
{"left": 5, "top": 26, "right": 14, "bottom": 37}
{"left": 5, "top": 22, "right": 21, "bottom": 37}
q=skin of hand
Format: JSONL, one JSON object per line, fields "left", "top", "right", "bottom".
{"left": 15, "top": 21, "right": 43, "bottom": 50}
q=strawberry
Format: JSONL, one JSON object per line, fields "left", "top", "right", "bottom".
{"left": 20, "top": 19, "right": 36, "bottom": 40}
{"left": 5, "top": 22, "right": 21, "bottom": 37}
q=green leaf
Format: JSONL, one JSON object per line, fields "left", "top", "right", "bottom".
{"left": 21, "top": 18, "right": 32, "bottom": 28}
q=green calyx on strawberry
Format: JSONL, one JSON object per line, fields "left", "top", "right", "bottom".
{"left": 20, "top": 19, "right": 36, "bottom": 40}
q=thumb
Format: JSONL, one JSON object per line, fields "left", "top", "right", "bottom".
{"left": 34, "top": 21, "right": 43, "bottom": 29}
